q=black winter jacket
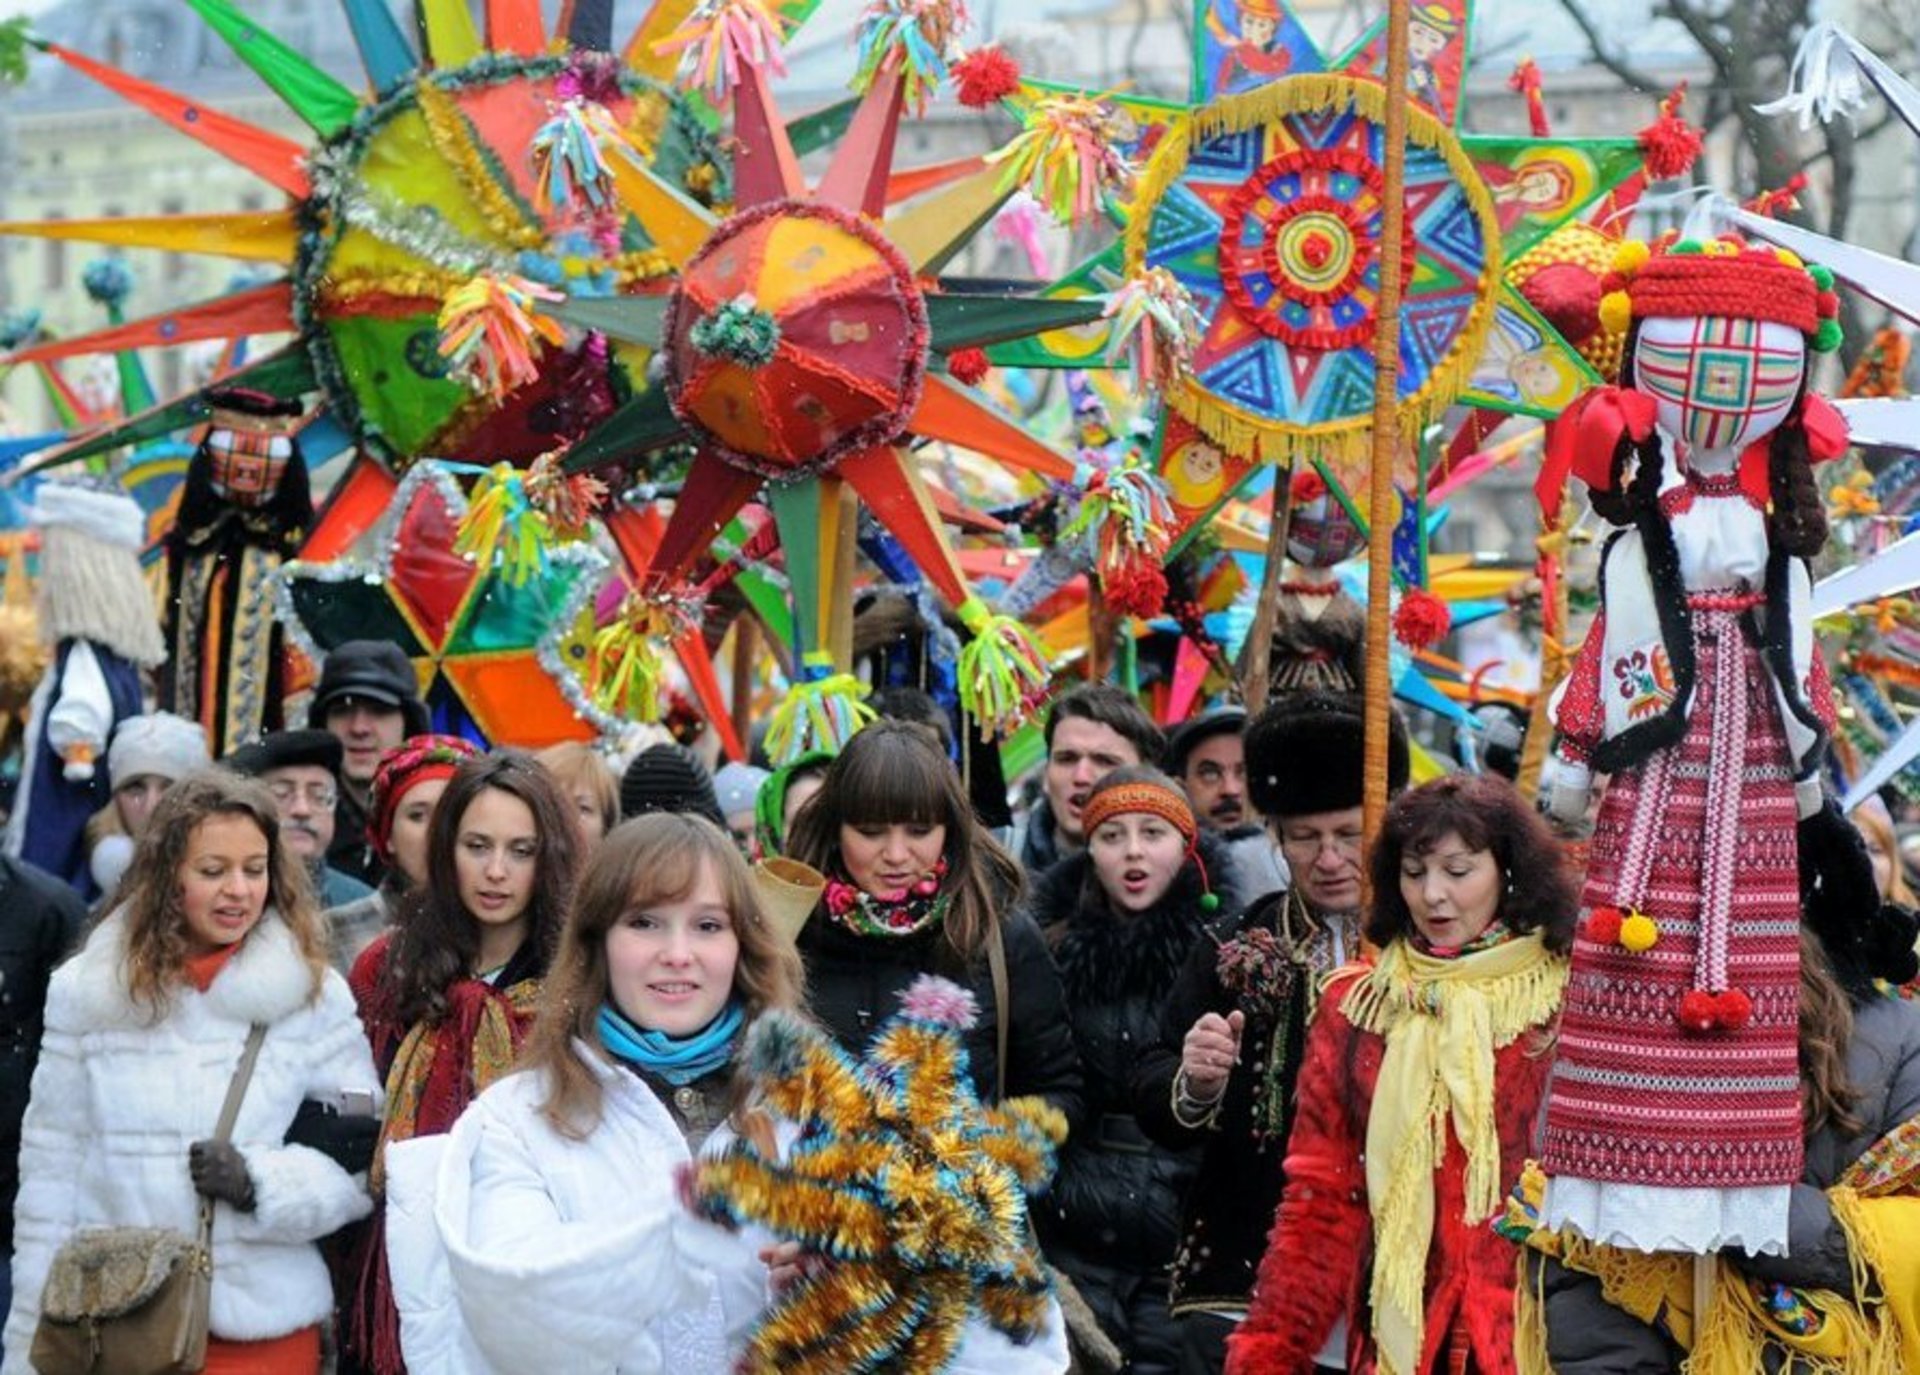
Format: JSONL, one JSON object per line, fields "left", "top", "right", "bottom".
{"left": 1131, "top": 886, "right": 1318, "bottom": 1314}
{"left": 0, "top": 856, "right": 86, "bottom": 1252}
{"left": 1538, "top": 993, "right": 1920, "bottom": 1373}
{"left": 1030, "top": 841, "right": 1235, "bottom": 1270}
{"left": 797, "top": 906, "right": 1084, "bottom": 1126}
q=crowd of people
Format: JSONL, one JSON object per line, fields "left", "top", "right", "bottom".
{"left": 0, "top": 637, "right": 1917, "bottom": 1375}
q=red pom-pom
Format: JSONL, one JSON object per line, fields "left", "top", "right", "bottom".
{"left": 1678, "top": 989, "right": 1717, "bottom": 1033}
{"left": 1638, "top": 94, "right": 1704, "bottom": 181}
{"left": 952, "top": 47, "right": 1021, "bottom": 108}
{"left": 1290, "top": 467, "right": 1327, "bottom": 504}
{"left": 1393, "top": 589, "right": 1453, "bottom": 650}
{"left": 1584, "top": 907, "right": 1623, "bottom": 945}
{"left": 1713, "top": 988, "right": 1753, "bottom": 1031}
{"left": 1104, "top": 559, "right": 1168, "bottom": 620}
{"left": 947, "top": 347, "right": 991, "bottom": 386}
{"left": 1816, "top": 291, "right": 1841, "bottom": 318}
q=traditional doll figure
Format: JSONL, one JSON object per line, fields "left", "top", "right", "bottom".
{"left": 2, "top": 482, "right": 165, "bottom": 895}
{"left": 1266, "top": 468, "right": 1367, "bottom": 695}
{"left": 160, "top": 387, "right": 312, "bottom": 758}
{"left": 1541, "top": 236, "right": 1848, "bottom": 1258}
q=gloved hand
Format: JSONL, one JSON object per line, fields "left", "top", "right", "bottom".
{"left": 284, "top": 1099, "right": 380, "bottom": 1174}
{"left": 189, "top": 1139, "right": 256, "bottom": 1212}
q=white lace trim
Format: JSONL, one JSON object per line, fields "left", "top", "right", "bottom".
{"left": 655, "top": 1284, "right": 729, "bottom": 1375}
{"left": 1541, "top": 1177, "right": 1790, "bottom": 1257}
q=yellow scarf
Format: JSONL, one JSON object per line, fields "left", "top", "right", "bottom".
{"left": 1514, "top": 1116, "right": 1920, "bottom": 1375}
{"left": 1343, "top": 931, "right": 1567, "bottom": 1375}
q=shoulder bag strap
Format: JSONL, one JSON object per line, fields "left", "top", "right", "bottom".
{"left": 986, "top": 925, "right": 1009, "bottom": 1104}
{"left": 199, "top": 1024, "right": 268, "bottom": 1248}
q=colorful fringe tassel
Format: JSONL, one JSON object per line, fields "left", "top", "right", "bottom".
{"left": 1102, "top": 267, "right": 1205, "bottom": 391}
{"left": 524, "top": 451, "right": 608, "bottom": 539}
{"left": 987, "top": 93, "right": 1133, "bottom": 227}
{"left": 1062, "top": 460, "right": 1176, "bottom": 620}
{"left": 652, "top": 0, "right": 791, "bottom": 101}
{"left": 437, "top": 273, "right": 566, "bottom": 400}
{"left": 530, "top": 99, "right": 643, "bottom": 215}
{"left": 764, "top": 653, "right": 876, "bottom": 764}
{"left": 588, "top": 593, "right": 696, "bottom": 723}
{"left": 955, "top": 597, "right": 1049, "bottom": 738}
{"left": 853, "top": 0, "right": 969, "bottom": 115}
{"left": 453, "top": 462, "right": 551, "bottom": 586}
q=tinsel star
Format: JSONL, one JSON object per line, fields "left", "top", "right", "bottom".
{"left": 689, "top": 976, "right": 1067, "bottom": 1375}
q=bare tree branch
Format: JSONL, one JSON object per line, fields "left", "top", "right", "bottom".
{"left": 1555, "top": 0, "right": 1666, "bottom": 96}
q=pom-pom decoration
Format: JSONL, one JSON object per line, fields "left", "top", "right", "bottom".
{"left": 1712, "top": 988, "right": 1753, "bottom": 1031}
{"left": 587, "top": 590, "right": 699, "bottom": 723}
{"left": 951, "top": 45, "right": 1020, "bottom": 108}
{"left": 764, "top": 652, "right": 877, "bottom": 765}
{"left": 955, "top": 597, "right": 1051, "bottom": 739}
{"left": 945, "top": 346, "right": 991, "bottom": 386}
{"left": 687, "top": 978, "right": 1067, "bottom": 1374}
{"left": 1102, "top": 266, "right": 1206, "bottom": 392}
{"left": 1290, "top": 467, "right": 1328, "bottom": 505}
{"left": 436, "top": 273, "right": 567, "bottom": 401}
{"left": 987, "top": 93, "right": 1134, "bottom": 227}
{"left": 452, "top": 462, "right": 551, "bottom": 586}
{"left": 1678, "top": 988, "right": 1717, "bottom": 1033}
{"left": 652, "top": 0, "right": 792, "bottom": 101}
{"left": 1636, "top": 85, "right": 1704, "bottom": 182}
{"left": 1584, "top": 906, "right": 1624, "bottom": 946}
{"left": 687, "top": 291, "right": 784, "bottom": 368}
{"left": 1392, "top": 588, "right": 1453, "bottom": 650}
{"left": 854, "top": 0, "right": 969, "bottom": 116}
{"left": 1619, "top": 911, "right": 1660, "bottom": 953}
{"left": 529, "top": 99, "right": 644, "bottom": 216}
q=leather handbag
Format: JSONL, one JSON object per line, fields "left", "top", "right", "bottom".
{"left": 30, "top": 1024, "right": 267, "bottom": 1375}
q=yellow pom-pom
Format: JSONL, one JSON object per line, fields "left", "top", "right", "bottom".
{"left": 1598, "top": 290, "right": 1634, "bottom": 336}
{"left": 1611, "top": 239, "right": 1651, "bottom": 275}
{"left": 1619, "top": 911, "right": 1660, "bottom": 952}
{"left": 1773, "top": 247, "right": 1804, "bottom": 270}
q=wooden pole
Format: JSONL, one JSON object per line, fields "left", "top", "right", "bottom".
{"left": 1239, "top": 470, "right": 1297, "bottom": 713}
{"left": 730, "top": 615, "right": 758, "bottom": 755}
{"left": 1362, "top": 0, "right": 1414, "bottom": 858}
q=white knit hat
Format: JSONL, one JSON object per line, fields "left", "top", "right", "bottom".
{"left": 108, "top": 713, "right": 210, "bottom": 786}
{"left": 714, "top": 761, "right": 770, "bottom": 818}
{"left": 30, "top": 481, "right": 147, "bottom": 551}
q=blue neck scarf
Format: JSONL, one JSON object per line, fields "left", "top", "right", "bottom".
{"left": 596, "top": 999, "right": 744, "bottom": 1086}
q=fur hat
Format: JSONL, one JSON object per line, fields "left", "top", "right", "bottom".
{"left": 107, "top": 713, "right": 209, "bottom": 786}
{"left": 1798, "top": 799, "right": 1920, "bottom": 1002}
{"left": 1244, "top": 691, "right": 1408, "bottom": 820}
{"left": 226, "top": 729, "right": 344, "bottom": 782}
{"left": 30, "top": 480, "right": 146, "bottom": 551}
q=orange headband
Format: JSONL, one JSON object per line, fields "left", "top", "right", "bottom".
{"left": 1080, "top": 781, "right": 1197, "bottom": 843}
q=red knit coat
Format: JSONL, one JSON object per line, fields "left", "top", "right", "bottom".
{"left": 1227, "top": 968, "right": 1554, "bottom": 1375}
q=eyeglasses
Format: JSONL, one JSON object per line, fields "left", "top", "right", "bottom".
{"left": 1278, "top": 831, "right": 1363, "bottom": 861}
{"left": 267, "top": 780, "right": 338, "bottom": 809}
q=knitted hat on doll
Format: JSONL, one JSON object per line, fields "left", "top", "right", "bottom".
{"left": 1597, "top": 233, "right": 1843, "bottom": 352}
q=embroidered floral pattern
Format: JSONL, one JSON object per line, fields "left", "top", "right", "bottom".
{"left": 821, "top": 858, "right": 953, "bottom": 938}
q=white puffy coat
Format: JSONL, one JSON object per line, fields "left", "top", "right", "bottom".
{"left": 386, "top": 1040, "right": 1071, "bottom": 1375}
{"left": 4, "top": 907, "right": 381, "bottom": 1370}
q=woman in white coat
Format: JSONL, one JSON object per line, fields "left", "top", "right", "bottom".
{"left": 4, "top": 769, "right": 382, "bottom": 1375}
{"left": 388, "top": 811, "right": 1073, "bottom": 1375}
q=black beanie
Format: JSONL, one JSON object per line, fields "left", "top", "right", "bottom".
{"left": 620, "top": 743, "right": 726, "bottom": 827}
{"left": 1244, "top": 690, "right": 1408, "bottom": 820}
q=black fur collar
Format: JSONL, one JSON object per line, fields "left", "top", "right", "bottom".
{"left": 1037, "top": 836, "right": 1234, "bottom": 1002}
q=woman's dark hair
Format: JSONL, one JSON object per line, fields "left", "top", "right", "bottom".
{"left": 1798, "top": 925, "right": 1862, "bottom": 1138}
{"left": 381, "top": 751, "right": 582, "bottom": 1027}
{"left": 1366, "top": 773, "right": 1580, "bottom": 952}
{"left": 1592, "top": 322, "right": 1827, "bottom": 557}
{"left": 786, "top": 719, "right": 1022, "bottom": 965}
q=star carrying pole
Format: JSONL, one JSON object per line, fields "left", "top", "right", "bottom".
{"left": 1362, "top": 0, "right": 1414, "bottom": 872}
